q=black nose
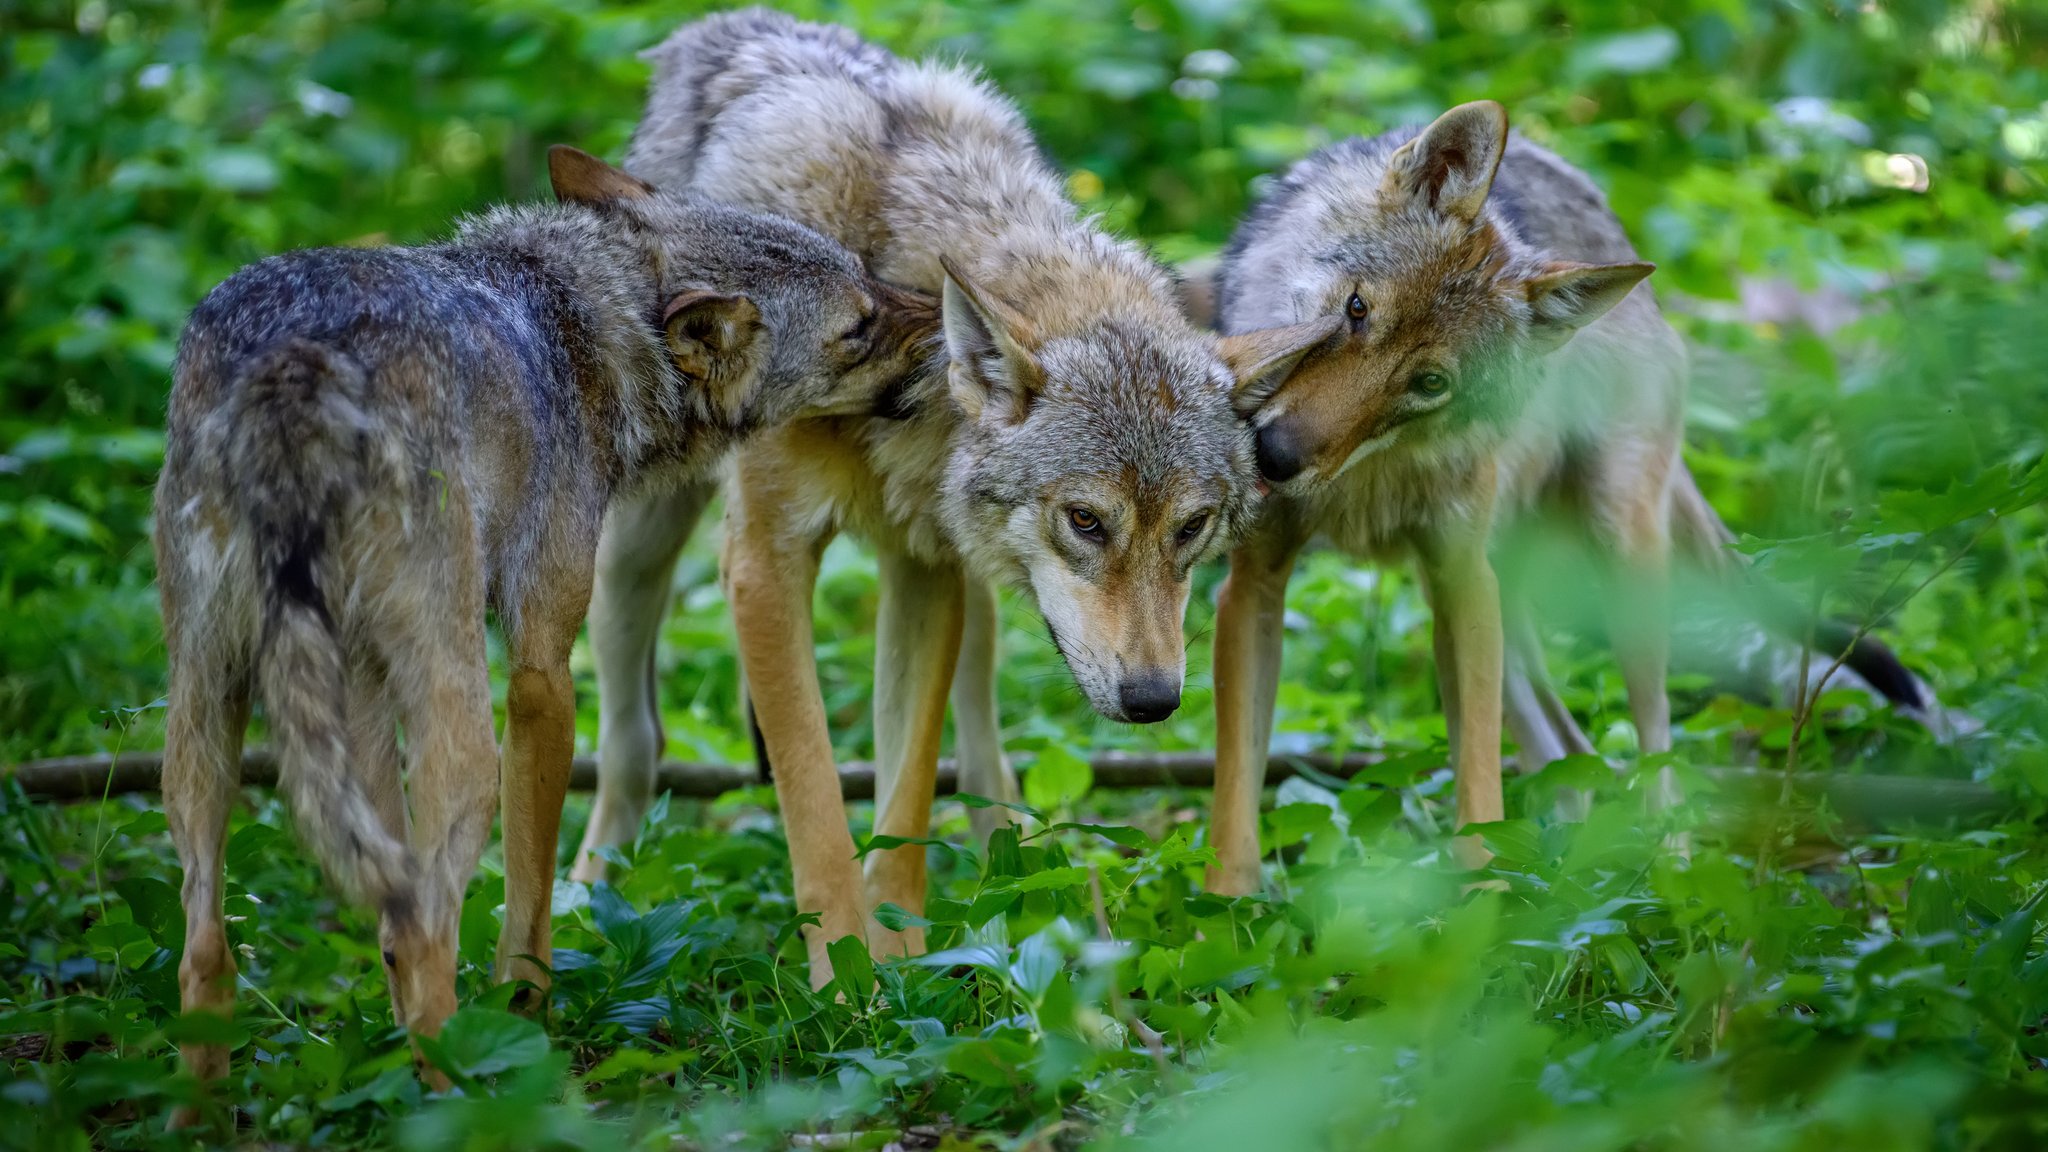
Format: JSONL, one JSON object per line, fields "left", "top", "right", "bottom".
{"left": 1119, "top": 672, "right": 1181, "bottom": 724}
{"left": 1255, "top": 422, "right": 1306, "bottom": 484}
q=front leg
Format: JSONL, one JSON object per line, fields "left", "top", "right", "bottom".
{"left": 1207, "top": 520, "right": 1305, "bottom": 896}
{"left": 723, "top": 460, "right": 863, "bottom": 990}
{"left": 495, "top": 592, "right": 588, "bottom": 1004}
{"left": 1419, "top": 500, "right": 1505, "bottom": 869}
{"left": 865, "top": 546, "right": 965, "bottom": 958}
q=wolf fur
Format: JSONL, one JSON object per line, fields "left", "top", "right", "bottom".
{"left": 154, "top": 147, "right": 939, "bottom": 1100}
{"left": 1205, "top": 102, "right": 1934, "bottom": 891}
{"left": 570, "top": 9, "right": 1333, "bottom": 984}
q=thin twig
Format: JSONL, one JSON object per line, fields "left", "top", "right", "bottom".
{"left": 1089, "top": 866, "right": 1169, "bottom": 1079}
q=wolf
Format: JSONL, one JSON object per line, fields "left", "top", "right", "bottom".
{"left": 566, "top": 8, "right": 1334, "bottom": 984}
{"left": 153, "top": 145, "right": 940, "bottom": 1104}
{"left": 1204, "top": 102, "right": 1935, "bottom": 892}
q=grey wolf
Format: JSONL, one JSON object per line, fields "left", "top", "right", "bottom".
{"left": 1205, "top": 101, "right": 1932, "bottom": 891}
{"left": 569, "top": 8, "right": 1333, "bottom": 984}
{"left": 153, "top": 146, "right": 939, "bottom": 1105}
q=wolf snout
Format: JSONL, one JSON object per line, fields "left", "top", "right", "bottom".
{"left": 1118, "top": 671, "right": 1181, "bottom": 724}
{"left": 1254, "top": 420, "right": 1308, "bottom": 484}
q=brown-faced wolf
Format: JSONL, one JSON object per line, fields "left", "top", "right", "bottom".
{"left": 569, "top": 8, "right": 1334, "bottom": 984}
{"left": 153, "top": 146, "right": 939, "bottom": 1103}
{"left": 1204, "top": 102, "right": 1933, "bottom": 891}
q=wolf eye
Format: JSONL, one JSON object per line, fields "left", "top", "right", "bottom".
{"left": 840, "top": 311, "right": 875, "bottom": 344}
{"left": 1067, "top": 506, "right": 1104, "bottom": 540}
{"left": 1345, "top": 293, "right": 1369, "bottom": 322}
{"left": 1177, "top": 513, "right": 1209, "bottom": 544}
{"left": 1411, "top": 370, "right": 1450, "bottom": 396}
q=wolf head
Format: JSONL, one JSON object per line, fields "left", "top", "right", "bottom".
{"left": 936, "top": 256, "right": 1334, "bottom": 723}
{"left": 1219, "top": 102, "right": 1653, "bottom": 493}
{"left": 548, "top": 146, "right": 939, "bottom": 432}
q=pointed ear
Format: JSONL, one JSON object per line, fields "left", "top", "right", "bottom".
{"left": 940, "top": 255, "right": 1042, "bottom": 425}
{"left": 1524, "top": 260, "right": 1654, "bottom": 355}
{"left": 548, "top": 145, "right": 656, "bottom": 206}
{"left": 662, "top": 290, "right": 763, "bottom": 383}
{"left": 1217, "top": 316, "right": 1341, "bottom": 415}
{"left": 1382, "top": 101, "right": 1509, "bottom": 221}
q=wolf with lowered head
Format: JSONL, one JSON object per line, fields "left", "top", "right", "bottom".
{"left": 153, "top": 147, "right": 938, "bottom": 1107}
{"left": 572, "top": 9, "right": 1335, "bottom": 984}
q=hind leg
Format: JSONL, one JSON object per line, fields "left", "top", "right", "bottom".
{"left": 381, "top": 560, "right": 498, "bottom": 1068}
{"left": 163, "top": 648, "right": 250, "bottom": 1125}
{"left": 345, "top": 652, "right": 415, "bottom": 1026}
{"left": 1503, "top": 598, "right": 1599, "bottom": 820}
{"left": 573, "top": 480, "right": 714, "bottom": 883}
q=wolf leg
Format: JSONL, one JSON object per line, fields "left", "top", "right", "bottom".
{"left": 495, "top": 591, "right": 587, "bottom": 1007}
{"left": 864, "top": 546, "right": 965, "bottom": 958}
{"left": 1419, "top": 484, "right": 1505, "bottom": 868}
{"left": 723, "top": 470, "right": 863, "bottom": 989}
{"left": 573, "top": 480, "right": 715, "bottom": 883}
{"left": 345, "top": 652, "right": 416, "bottom": 1025}
{"left": 381, "top": 533, "right": 498, "bottom": 1062}
{"left": 952, "top": 577, "right": 1019, "bottom": 843}
{"left": 1502, "top": 598, "right": 1597, "bottom": 821}
{"left": 1594, "top": 452, "right": 1681, "bottom": 812}
{"left": 164, "top": 649, "right": 250, "bottom": 1126}
{"left": 1207, "top": 524, "right": 1303, "bottom": 896}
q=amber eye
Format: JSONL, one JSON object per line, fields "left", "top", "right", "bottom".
{"left": 1345, "top": 293, "right": 1369, "bottom": 322}
{"left": 1411, "top": 370, "right": 1450, "bottom": 396}
{"left": 1067, "top": 507, "right": 1103, "bottom": 539}
{"left": 1177, "top": 512, "right": 1210, "bottom": 544}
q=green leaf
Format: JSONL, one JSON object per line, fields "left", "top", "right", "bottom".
{"left": 957, "top": 793, "right": 1044, "bottom": 820}
{"left": 115, "top": 877, "right": 183, "bottom": 951}
{"left": 1041, "top": 821, "right": 1152, "bottom": 849}
{"left": 424, "top": 1007, "right": 550, "bottom": 1080}
{"left": 1472, "top": 819, "right": 1544, "bottom": 865}
{"left": 873, "top": 902, "right": 936, "bottom": 931}
{"left": 1024, "top": 745, "right": 1094, "bottom": 812}
{"left": 1264, "top": 802, "right": 1334, "bottom": 849}
{"left": 828, "top": 935, "right": 876, "bottom": 1010}
{"left": 1014, "top": 866, "right": 1089, "bottom": 893}
{"left": 164, "top": 1010, "right": 247, "bottom": 1049}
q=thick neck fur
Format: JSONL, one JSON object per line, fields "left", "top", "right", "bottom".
{"left": 447, "top": 203, "right": 708, "bottom": 491}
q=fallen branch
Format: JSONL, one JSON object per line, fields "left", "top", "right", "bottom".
{"left": 3, "top": 748, "right": 2013, "bottom": 831}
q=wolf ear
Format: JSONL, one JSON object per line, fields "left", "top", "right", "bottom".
{"left": 1523, "top": 260, "right": 1654, "bottom": 355}
{"left": 1383, "top": 101, "right": 1509, "bottom": 222}
{"left": 548, "top": 145, "right": 657, "bottom": 206}
{"left": 1218, "top": 316, "right": 1342, "bottom": 415}
{"left": 940, "top": 255, "right": 1043, "bottom": 425}
{"left": 663, "top": 290, "right": 763, "bottom": 384}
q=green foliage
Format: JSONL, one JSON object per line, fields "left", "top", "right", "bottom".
{"left": 2, "top": 0, "right": 2047, "bottom": 1148}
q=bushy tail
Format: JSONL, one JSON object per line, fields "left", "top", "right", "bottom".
{"left": 227, "top": 339, "right": 416, "bottom": 913}
{"left": 1668, "top": 460, "right": 1933, "bottom": 715}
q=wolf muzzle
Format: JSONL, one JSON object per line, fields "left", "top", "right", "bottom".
{"left": 1254, "top": 420, "right": 1309, "bottom": 484}
{"left": 1119, "top": 669, "right": 1181, "bottom": 724}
